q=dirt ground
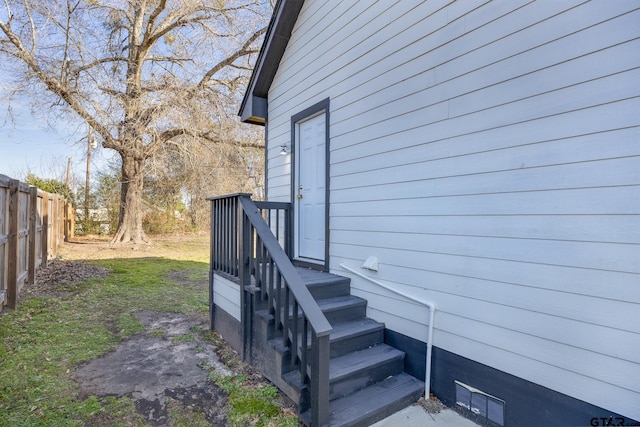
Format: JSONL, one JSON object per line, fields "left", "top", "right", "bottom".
{"left": 56, "top": 233, "right": 211, "bottom": 261}
{"left": 16, "top": 235, "right": 450, "bottom": 425}
{"left": 27, "top": 235, "right": 296, "bottom": 426}
{"left": 73, "top": 310, "right": 231, "bottom": 425}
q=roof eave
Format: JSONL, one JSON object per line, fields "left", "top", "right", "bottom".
{"left": 238, "top": 0, "right": 304, "bottom": 125}
{"left": 240, "top": 94, "right": 267, "bottom": 125}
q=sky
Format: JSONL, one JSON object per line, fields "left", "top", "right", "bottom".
{"left": 0, "top": 0, "right": 269, "bottom": 189}
{"left": 0, "top": 102, "right": 114, "bottom": 189}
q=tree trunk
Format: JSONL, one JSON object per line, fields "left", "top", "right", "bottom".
{"left": 111, "top": 153, "right": 148, "bottom": 244}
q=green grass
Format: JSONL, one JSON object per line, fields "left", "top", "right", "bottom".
{"left": 0, "top": 294, "right": 123, "bottom": 427}
{"left": 0, "top": 256, "right": 208, "bottom": 426}
{"left": 166, "top": 398, "right": 211, "bottom": 427}
{"left": 172, "top": 333, "right": 196, "bottom": 342}
{"left": 0, "top": 251, "right": 300, "bottom": 426}
{"left": 149, "top": 329, "right": 166, "bottom": 338}
{"left": 207, "top": 371, "right": 299, "bottom": 427}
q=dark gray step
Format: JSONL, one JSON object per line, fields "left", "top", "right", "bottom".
{"left": 300, "top": 373, "right": 424, "bottom": 427}
{"left": 256, "top": 295, "right": 367, "bottom": 335}
{"left": 248, "top": 269, "right": 353, "bottom": 313}
{"left": 318, "top": 295, "right": 367, "bottom": 325}
{"left": 326, "top": 318, "right": 384, "bottom": 358}
{"left": 272, "top": 316, "right": 384, "bottom": 360}
{"left": 286, "top": 318, "right": 385, "bottom": 360}
{"left": 266, "top": 318, "right": 384, "bottom": 372}
{"left": 279, "top": 318, "right": 387, "bottom": 392}
{"left": 329, "top": 344, "right": 405, "bottom": 400}
{"left": 284, "top": 295, "right": 367, "bottom": 324}
{"left": 281, "top": 343, "right": 405, "bottom": 400}
{"left": 296, "top": 268, "right": 351, "bottom": 299}
{"left": 284, "top": 295, "right": 368, "bottom": 335}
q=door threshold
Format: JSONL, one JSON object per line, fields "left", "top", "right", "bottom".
{"left": 293, "top": 258, "right": 327, "bottom": 272}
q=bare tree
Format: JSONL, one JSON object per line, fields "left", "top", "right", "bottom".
{"left": 181, "top": 121, "right": 265, "bottom": 229}
{"left": 0, "top": 0, "right": 268, "bottom": 243}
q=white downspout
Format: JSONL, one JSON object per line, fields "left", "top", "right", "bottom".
{"left": 426, "top": 302, "right": 435, "bottom": 399}
{"left": 339, "top": 263, "right": 436, "bottom": 399}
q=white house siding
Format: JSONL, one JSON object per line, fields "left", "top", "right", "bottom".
{"left": 213, "top": 274, "right": 240, "bottom": 321}
{"left": 265, "top": 0, "right": 640, "bottom": 420}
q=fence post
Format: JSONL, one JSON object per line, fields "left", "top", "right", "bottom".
{"left": 50, "top": 196, "right": 58, "bottom": 259}
{"left": 28, "top": 186, "right": 38, "bottom": 285}
{"left": 7, "top": 179, "right": 19, "bottom": 309}
{"left": 65, "top": 200, "right": 74, "bottom": 241}
{"left": 41, "top": 193, "right": 49, "bottom": 268}
{"left": 58, "top": 196, "right": 64, "bottom": 245}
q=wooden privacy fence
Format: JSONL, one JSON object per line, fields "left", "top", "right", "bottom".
{"left": 0, "top": 173, "right": 74, "bottom": 312}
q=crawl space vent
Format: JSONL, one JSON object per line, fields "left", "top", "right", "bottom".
{"left": 455, "top": 380, "right": 505, "bottom": 426}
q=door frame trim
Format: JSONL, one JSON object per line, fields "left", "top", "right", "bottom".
{"left": 290, "top": 98, "right": 330, "bottom": 271}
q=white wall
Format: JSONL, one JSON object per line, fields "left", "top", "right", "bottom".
{"left": 266, "top": 0, "right": 640, "bottom": 420}
{"left": 213, "top": 274, "right": 240, "bottom": 321}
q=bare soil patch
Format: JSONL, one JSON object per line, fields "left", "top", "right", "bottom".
{"left": 59, "top": 233, "right": 210, "bottom": 262}
{"left": 26, "top": 258, "right": 109, "bottom": 298}
{"left": 73, "top": 311, "right": 231, "bottom": 426}
{"left": 417, "top": 395, "right": 446, "bottom": 413}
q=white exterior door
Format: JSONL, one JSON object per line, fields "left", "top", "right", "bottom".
{"left": 295, "top": 112, "right": 326, "bottom": 262}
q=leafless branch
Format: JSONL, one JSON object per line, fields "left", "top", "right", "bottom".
{"left": 0, "top": 0, "right": 272, "bottom": 242}
{"left": 199, "top": 26, "right": 266, "bottom": 88}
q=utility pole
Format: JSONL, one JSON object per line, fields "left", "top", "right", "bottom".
{"left": 65, "top": 157, "right": 72, "bottom": 189}
{"left": 64, "top": 157, "right": 74, "bottom": 242}
{"left": 85, "top": 129, "right": 97, "bottom": 222}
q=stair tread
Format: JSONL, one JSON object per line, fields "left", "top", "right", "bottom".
{"left": 248, "top": 267, "right": 422, "bottom": 426}
{"left": 296, "top": 267, "right": 349, "bottom": 286}
{"left": 330, "top": 344, "right": 404, "bottom": 381}
{"left": 294, "top": 318, "right": 383, "bottom": 350}
{"left": 301, "top": 373, "right": 424, "bottom": 427}
{"left": 285, "top": 295, "right": 365, "bottom": 316}
{"left": 260, "top": 296, "right": 365, "bottom": 325}
{"left": 329, "top": 318, "right": 384, "bottom": 342}
{"left": 317, "top": 295, "right": 366, "bottom": 311}
{"left": 281, "top": 344, "right": 404, "bottom": 388}
{"left": 267, "top": 317, "right": 383, "bottom": 357}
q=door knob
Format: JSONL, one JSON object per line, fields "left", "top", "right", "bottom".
{"left": 297, "top": 194, "right": 303, "bottom": 200}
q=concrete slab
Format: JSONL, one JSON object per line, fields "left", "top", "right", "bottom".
{"left": 371, "top": 404, "right": 480, "bottom": 427}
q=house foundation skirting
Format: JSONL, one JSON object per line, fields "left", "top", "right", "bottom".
{"left": 210, "top": 294, "right": 306, "bottom": 407}
{"left": 385, "top": 329, "right": 638, "bottom": 427}
{"left": 209, "top": 266, "right": 637, "bottom": 426}
{"left": 211, "top": 305, "right": 242, "bottom": 356}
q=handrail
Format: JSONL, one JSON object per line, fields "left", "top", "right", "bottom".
{"left": 254, "top": 200, "right": 293, "bottom": 258}
{"left": 206, "top": 192, "right": 252, "bottom": 201}
{"left": 225, "top": 194, "right": 332, "bottom": 427}
{"left": 239, "top": 197, "right": 332, "bottom": 336}
{"left": 340, "top": 262, "right": 436, "bottom": 400}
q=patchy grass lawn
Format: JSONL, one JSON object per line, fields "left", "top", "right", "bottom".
{"left": 0, "top": 234, "right": 298, "bottom": 427}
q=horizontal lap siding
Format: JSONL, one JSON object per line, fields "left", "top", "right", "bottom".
{"left": 266, "top": 0, "right": 640, "bottom": 420}
{"left": 213, "top": 274, "right": 240, "bottom": 321}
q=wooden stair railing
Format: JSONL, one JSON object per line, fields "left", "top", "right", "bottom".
{"left": 210, "top": 194, "right": 332, "bottom": 427}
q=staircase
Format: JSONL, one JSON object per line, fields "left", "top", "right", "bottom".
{"left": 209, "top": 194, "right": 424, "bottom": 426}
{"left": 255, "top": 268, "right": 424, "bottom": 427}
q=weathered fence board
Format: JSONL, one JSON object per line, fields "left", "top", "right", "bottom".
{"left": 0, "top": 173, "right": 73, "bottom": 312}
